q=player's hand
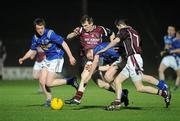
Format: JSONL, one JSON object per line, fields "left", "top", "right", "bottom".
{"left": 69, "top": 56, "right": 76, "bottom": 65}
{"left": 19, "top": 58, "right": 24, "bottom": 64}
{"left": 160, "top": 49, "right": 170, "bottom": 57}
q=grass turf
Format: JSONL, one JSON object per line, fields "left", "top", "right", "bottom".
{"left": 0, "top": 79, "right": 179, "bottom": 121}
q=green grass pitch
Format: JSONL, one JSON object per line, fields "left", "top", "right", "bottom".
{"left": 0, "top": 79, "right": 179, "bottom": 121}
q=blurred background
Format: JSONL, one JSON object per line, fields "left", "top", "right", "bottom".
{"left": 0, "top": 0, "right": 179, "bottom": 79}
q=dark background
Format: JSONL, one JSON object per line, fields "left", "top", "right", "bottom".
{"left": 0, "top": 0, "right": 179, "bottom": 76}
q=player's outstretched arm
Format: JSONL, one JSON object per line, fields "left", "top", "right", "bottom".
{"left": 66, "top": 32, "right": 78, "bottom": 40}
{"left": 61, "top": 41, "right": 76, "bottom": 65}
{"left": 110, "top": 32, "right": 115, "bottom": 41}
{"left": 170, "top": 49, "right": 180, "bottom": 54}
{"left": 96, "top": 37, "right": 120, "bottom": 55}
{"left": 19, "top": 49, "right": 37, "bottom": 64}
{"left": 66, "top": 27, "right": 80, "bottom": 40}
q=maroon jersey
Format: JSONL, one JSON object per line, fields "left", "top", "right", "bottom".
{"left": 36, "top": 47, "right": 46, "bottom": 62}
{"left": 74, "top": 25, "right": 112, "bottom": 56}
{"left": 116, "top": 26, "right": 142, "bottom": 57}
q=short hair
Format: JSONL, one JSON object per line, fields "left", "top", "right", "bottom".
{"left": 80, "top": 15, "right": 93, "bottom": 24}
{"left": 177, "top": 30, "right": 180, "bottom": 35}
{"left": 114, "top": 18, "right": 128, "bottom": 26}
{"left": 33, "top": 18, "right": 46, "bottom": 27}
{"left": 168, "top": 25, "right": 176, "bottom": 30}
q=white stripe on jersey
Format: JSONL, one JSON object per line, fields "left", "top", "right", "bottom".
{"left": 47, "top": 30, "right": 53, "bottom": 38}
{"left": 127, "top": 29, "right": 136, "bottom": 54}
{"left": 100, "top": 26, "right": 108, "bottom": 36}
{"left": 79, "top": 27, "right": 83, "bottom": 34}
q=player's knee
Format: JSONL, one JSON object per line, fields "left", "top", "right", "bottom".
{"left": 39, "top": 80, "right": 44, "bottom": 84}
{"left": 136, "top": 86, "right": 144, "bottom": 92}
{"left": 158, "top": 64, "right": 166, "bottom": 73}
{"left": 104, "top": 74, "right": 113, "bottom": 82}
{"left": 39, "top": 78, "right": 46, "bottom": 85}
{"left": 114, "top": 79, "right": 120, "bottom": 85}
{"left": 97, "top": 81, "right": 105, "bottom": 88}
{"left": 158, "top": 68, "right": 164, "bottom": 73}
{"left": 46, "top": 78, "right": 53, "bottom": 87}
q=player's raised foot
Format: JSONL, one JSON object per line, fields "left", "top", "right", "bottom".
{"left": 105, "top": 100, "right": 121, "bottom": 111}
{"left": 121, "top": 89, "right": 129, "bottom": 107}
{"left": 45, "top": 99, "right": 51, "bottom": 108}
{"left": 65, "top": 98, "right": 80, "bottom": 105}
{"left": 164, "top": 90, "right": 172, "bottom": 108}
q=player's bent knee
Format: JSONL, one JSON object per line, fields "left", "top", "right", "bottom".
{"left": 104, "top": 74, "right": 113, "bottom": 82}
{"left": 97, "top": 82, "right": 105, "bottom": 88}
{"left": 136, "top": 86, "right": 144, "bottom": 92}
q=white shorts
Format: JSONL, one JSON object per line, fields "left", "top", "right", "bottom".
{"left": 42, "top": 58, "right": 64, "bottom": 73}
{"left": 33, "top": 61, "right": 43, "bottom": 71}
{"left": 120, "top": 54, "right": 143, "bottom": 82}
{"left": 161, "top": 56, "right": 180, "bottom": 70}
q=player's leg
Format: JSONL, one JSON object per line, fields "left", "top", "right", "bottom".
{"left": 104, "top": 64, "right": 118, "bottom": 82}
{"left": 33, "top": 69, "right": 43, "bottom": 93}
{"left": 33, "top": 61, "right": 44, "bottom": 93}
{"left": 133, "top": 77, "right": 171, "bottom": 108}
{"left": 65, "top": 63, "right": 91, "bottom": 104}
{"left": 159, "top": 56, "right": 175, "bottom": 81}
{"left": 100, "top": 65, "right": 129, "bottom": 107}
{"left": 39, "top": 67, "right": 52, "bottom": 107}
{"left": 134, "top": 79, "right": 158, "bottom": 94}
{"left": 106, "top": 72, "right": 128, "bottom": 111}
{"left": 46, "top": 58, "right": 78, "bottom": 89}
{"left": 142, "top": 74, "right": 168, "bottom": 91}
{"left": 134, "top": 54, "right": 171, "bottom": 108}
{"left": 158, "top": 63, "right": 167, "bottom": 81}
{"left": 33, "top": 68, "right": 43, "bottom": 94}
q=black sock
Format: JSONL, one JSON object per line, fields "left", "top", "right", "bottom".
{"left": 66, "top": 77, "right": 75, "bottom": 85}
{"left": 45, "top": 85, "right": 51, "bottom": 93}
{"left": 107, "top": 86, "right": 115, "bottom": 93}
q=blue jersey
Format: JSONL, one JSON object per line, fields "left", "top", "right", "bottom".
{"left": 164, "top": 35, "right": 176, "bottom": 45}
{"left": 31, "top": 29, "right": 64, "bottom": 60}
{"left": 172, "top": 38, "right": 180, "bottom": 57}
{"left": 93, "top": 42, "right": 120, "bottom": 64}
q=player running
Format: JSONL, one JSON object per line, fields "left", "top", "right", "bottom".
{"left": 97, "top": 18, "right": 171, "bottom": 110}
{"left": 66, "top": 15, "right": 121, "bottom": 97}
{"left": 167, "top": 31, "right": 180, "bottom": 90}
{"left": 31, "top": 47, "right": 46, "bottom": 93}
{"left": 65, "top": 42, "right": 129, "bottom": 106}
{"left": 158, "top": 26, "right": 179, "bottom": 90}
{"left": 19, "top": 18, "right": 79, "bottom": 107}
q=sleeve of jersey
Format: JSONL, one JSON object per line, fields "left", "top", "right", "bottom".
{"left": 48, "top": 30, "right": 64, "bottom": 45}
{"left": 101, "top": 26, "right": 113, "bottom": 37}
{"left": 30, "top": 36, "right": 37, "bottom": 50}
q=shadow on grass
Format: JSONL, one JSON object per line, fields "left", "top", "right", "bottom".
{"left": 73, "top": 105, "right": 142, "bottom": 110}
{"left": 121, "top": 106, "right": 142, "bottom": 110}
{"left": 70, "top": 105, "right": 106, "bottom": 110}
